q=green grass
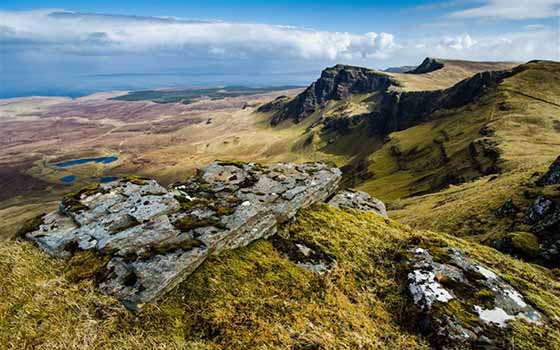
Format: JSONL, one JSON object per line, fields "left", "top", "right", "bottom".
{"left": 2, "top": 204, "right": 560, "bottom": 349}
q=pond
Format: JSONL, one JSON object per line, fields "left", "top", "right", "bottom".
{"left": 56, "top": 156, "right": 118, "bottom": 168}
{"left": 60, "top": 175, "right": 76, "bottom": 183}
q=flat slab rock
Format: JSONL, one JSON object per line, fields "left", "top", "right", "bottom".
{"left": 407, "top": 247, "right": 544, "bottom": 349}
{"left": 24, "top": 161, "right": 341, "bottom": 310}
{"left": 328, "top": 189, "right": 387, "bottom": 217}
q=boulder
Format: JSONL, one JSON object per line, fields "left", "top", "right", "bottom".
{"left": 24, "top": 161, "right": 342, "bottom": 310}
{"left": 494, "top": 198, "right": 518, "bottom": 218}
{"left": 524, "top": 196, "right": 555, "bottom": 226}
{"left": 536, "top": 156, "right": 560, "bottom": 186}
{"left": 407, "top": 247, "right": 543, "bottom": 349}
{"left": 328, "top": 189, "right": 387, "bottom": 217}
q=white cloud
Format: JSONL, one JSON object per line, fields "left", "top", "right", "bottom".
{"left": 412, "top": 30, "right": 559, "bottom": 62}
{"left": 0, "top": 9, "right": 398, "bottom": 61}
{"left": 451, "top": 0, "right": 560, "bottom": 20}
{"left": 438, "top": 34, "right": 477, "bottom": 50}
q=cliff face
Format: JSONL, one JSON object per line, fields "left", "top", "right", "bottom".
{"left": 267, "top": 65, "right": 399, "bottom": 125}
{"left": 372, "top": 69, "right": 514, "bottom": 134}
{"left": 268, "top": 59, "right": 515, "bottom": 137}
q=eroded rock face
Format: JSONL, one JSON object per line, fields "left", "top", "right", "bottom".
{"left": 24, "top": 161, "right": 341, "bottom": 310}
{"left": 407, "top": 247, "right": 543, "bottom": 349}
{"left": 328, "top": 189, "right": 387, "bottom": 217}
{"left": 269, "top": 64, "right": 398, "bottom": 124}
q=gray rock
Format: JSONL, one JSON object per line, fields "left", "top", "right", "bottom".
{"left": 495, "top": 198, "right": 518, "bottom": 218}
{"left": 537, "top": 156, "right": 560, "bottom": 186}
{"left": 328, "top": 189, "right": 387, "bottom": 217}
{"left": 524, "top": 196, "right": 554, "bottom": 225}
{"left": 407, "top": 247, "right": 544, "bottom": 349}
{"left": 24, "top": 162, "right": 341, "bottom": 310}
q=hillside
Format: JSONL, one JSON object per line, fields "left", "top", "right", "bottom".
{"left": 3, "top": 203, "right": 560, "bottom": 349}
{"left": 256, "top": 58, "right": 560, "bottom": 266}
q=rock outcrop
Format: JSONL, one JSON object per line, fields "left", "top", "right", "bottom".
{"left": 24, "top": 161, "right": 342, "bottom": 310}
{"left": 537, "top": 155, "right": 560, "bottom": 185}
{"left": 492, "top": 156, "right": 560, "bottom": 266}
{"left": 407, "top": 247, "right": 543, "bottom": 349}
{"left": 407, "top": 57, "right": 445, "bottom": 74}
{"left": 268, "top": 64, "right": 399, "bottom": 125}
{"left": 327, "top": 189, "right": 387, "bottom": 217}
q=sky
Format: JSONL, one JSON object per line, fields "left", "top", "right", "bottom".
{"left": 1, "top": 0, "right": 559, "bottom": 97}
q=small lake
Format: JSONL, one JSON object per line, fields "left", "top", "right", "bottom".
{"left": 56, "top": 156, "right": 118, "bottom": 168}
{"left": 60, "top": 175, "right": 76, "bottom": 183}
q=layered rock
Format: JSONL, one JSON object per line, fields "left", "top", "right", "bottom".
{"left": 268, "top": 64, "right": 399, "bottom": 124}
{"left": 24, "top": 161, "right": 342, "bottom": 310}
{"left": 408, "top": 247, "right": 543, "bottom": 349}
{"left": 327, "top": 189, "right": 387, "bottom": 217}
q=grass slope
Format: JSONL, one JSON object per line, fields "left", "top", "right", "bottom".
{"left": 2, "top": 205, "right": 559, "bottom": 349}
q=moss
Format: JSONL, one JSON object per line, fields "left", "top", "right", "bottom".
{"left": 509, "top": 232, "right": 539, "bottom": 257}
{"left": 431, "top": 299, "right": 482, "bottom": 329}
{"left": 427, "top": 246, "right": 452, "bottom": 264}
{"left": 213, "top": 204, "right": 236, "bottom": 216}
{"left": 174, "top": 215, "right": 225, "bottom": 232}
{"left": 175, "top": 195, "right": 210, "bottom": 212}
{"left": 15, "top": 213, "right": 45, "bottom": 238}
{"left": 62, "top": 184, "right": 106, "bottom": 213}
{"left": 65, "top": 251, "right": 110, "bottom": 282}
{"left": 121, "top": 175, "right": 151, "bottom": 186}
{"left": 473, "top": 289, "right": 496, "bottom": 309}
{"left": 148, "top": 239, "right": 204, "bottom": 256}
{"left": 216, "top": 160, "right": 247, "bottom": 168}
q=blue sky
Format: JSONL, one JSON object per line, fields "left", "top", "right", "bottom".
{"left": 1, "top": 1, "right": 559, "bottom": 97}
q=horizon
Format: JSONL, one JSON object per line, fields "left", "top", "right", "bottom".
{"left": 1, "top": 1, "right": 559, "bottom": 98}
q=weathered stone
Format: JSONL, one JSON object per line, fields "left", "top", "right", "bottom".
{"left": 24, "top": 161, "right": 342, "bottom": 310}
{"left": 271, "top": 236, "right": 336, "bottom": 275}
{"left": 407, "top": 247, "right": 543, "bottom": 349}
{"left": 328, "top": 189, "right": 388, "bottom": 217}
{"left": 495, "top": 198, "right": 518, "bottom": 218}
{"left": 536, "top": 156, "right": 560, "bottom": 186}
{"left": 524, "top": 196, "right": 554, "bottom": 225}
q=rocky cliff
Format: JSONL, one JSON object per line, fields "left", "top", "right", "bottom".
{"left": 265, "top": 60, "right": 514, "bottom": 138}
{"left": 263, "top": 64, "right": 400, "bottom": 124}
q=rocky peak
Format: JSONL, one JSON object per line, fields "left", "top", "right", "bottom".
{"left": 407, "top": 57, "right": 445, "bottom": 74}
{"left": 23, "top": 161, "right": 342, "bottom": 311}
{"left": 269, "top": 64, "right": 399, "bottom": 124}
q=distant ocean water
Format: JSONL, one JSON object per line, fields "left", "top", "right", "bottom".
{"left": 0, "top": 71, "right": 317, "bottom": 99}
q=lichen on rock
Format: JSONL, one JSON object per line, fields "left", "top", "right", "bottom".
{"left": 327, "top": 189, "right": 388, "bottom": 217}
{"left": 23, "top": 161, "right": 342, "bottom": 311}
{"left": 407, "top": 246, "right": 544, "bottom": 349}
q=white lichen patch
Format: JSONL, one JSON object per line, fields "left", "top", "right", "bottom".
{"left": 504, "top": 288, "right": 528, "bottom": 308}
{"left": 475, "top": 265, "right": 498, "bottom": 280}
{"left": 474, "top": 306, "right": 515, "bottom": 328}
{"left": 408, "top": 270, "right": 454, "bottom": 309}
